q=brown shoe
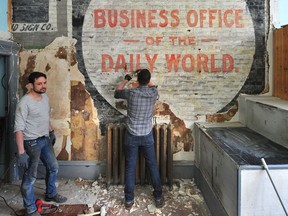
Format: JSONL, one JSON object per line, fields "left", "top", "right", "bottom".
{"left": 125, "top": 200, "right": 134, "bottom": 210}
{"left": 155, "top": 196, "right": 165, "bottom": 208}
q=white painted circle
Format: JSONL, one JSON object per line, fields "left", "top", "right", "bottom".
{"left": 82, "top": 1, "right": 255, "bottom": 123}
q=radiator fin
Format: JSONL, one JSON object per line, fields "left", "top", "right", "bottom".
{"left": 106, "top": 124, "right": 173, "bottom": 187}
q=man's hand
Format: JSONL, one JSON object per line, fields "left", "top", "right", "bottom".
{"left": 17, "top": 152, "right": 29, "bottom": 168}
{"left": 124, "top": 74, "right": 132, "bottom": 81}
{"left": 49, "top": 130, "right": 56, "bottom": 146}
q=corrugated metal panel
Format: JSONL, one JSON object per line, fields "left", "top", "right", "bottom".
{"left": 273, "top": 26, "right": 288, "bottom": 100}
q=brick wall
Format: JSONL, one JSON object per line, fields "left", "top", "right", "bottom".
{"left": 12, "top": 0, "right": 267, "bottom": 160}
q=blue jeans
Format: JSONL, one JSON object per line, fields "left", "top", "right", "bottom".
{"left": 21, "top": 136, "right": 59, "bottom": 214}
{"left": 124, "top": 130, "right": 162, "bottom": 202}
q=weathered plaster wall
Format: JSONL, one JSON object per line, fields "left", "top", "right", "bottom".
{"left": 12, "top": 0, "right": 268, "bottom": 161}
{"left": 18, "top": 37, "right": 102, "bottom": 160}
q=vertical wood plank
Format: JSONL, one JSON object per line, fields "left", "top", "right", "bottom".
{"left": 273, "top": 28, "right": 279, "bottom": 97}
{"left": 280, "top": 27, "right": 284, "bottom": 98}
{"left": 154, "top": 125, "right": 160, "bottom": 168}
{"left": 273, "top": 26, "right": 288, "bottom": 100}
{"left": 106, "top": 124, "right": 112, "bottom": 186}
{"left": 167, "top": 125, "right": 173, "bottom": 188}
{"left": 283, "top": 26, "right": 288, "bottom": 99}
{"left": 113, "top": 125, "right": 119, "bottom": 184}
{"left": 119, "top": 125, "right": 125, "bottom": 185}
{"left": 160, "top": 125, "right": 167, "bottom": 184}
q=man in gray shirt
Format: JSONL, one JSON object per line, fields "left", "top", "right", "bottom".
{"left": 14, "top": 72, "right": 67, "bottom": 216}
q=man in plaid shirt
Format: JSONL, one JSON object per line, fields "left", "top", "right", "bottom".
{"left": 114, "top": 69, "right": 164, "bottom": 210}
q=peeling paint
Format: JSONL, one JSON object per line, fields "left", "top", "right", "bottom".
{"left": 24, "top": 55, "right": 36, "bottom": 74}
{"left": 71, "top": 81, "right": 88, "bottom": 111}
{"left": 55, "top": 47, "right": 67, "bottom": 59}
{"left": 113, "top": 98, "right": 193, "bottom": 153}
{"left": 70, "top": 49, "right": 77, "bottom": 66}
{"left": 18, "top": 37, "right": 102, "bottom": 161}
{"left": 154, "top": 101, "right": 193, "bottom": 152}
{"left": 57, "top": 135, "right": 69, "bottom": 160}
{"left": 45, "top": 63, "right": 51, "bottom": 72}
{"left": 206, "top": 102, "right": 238, "bottom": 122}
{"left": 21, "top": 55, "right": 37, "bottom": 92}
{"left": 71, "top": 81, "right": 100, "bottom": 160}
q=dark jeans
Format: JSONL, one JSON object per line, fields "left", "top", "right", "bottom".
{"left": 22, "top": 136, "right": 59, "bottom": 214}
{"left": 124, "top": 130, "right": 162, "bottom": 202}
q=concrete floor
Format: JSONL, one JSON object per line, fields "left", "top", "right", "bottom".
{"left": 0, "top": 177, "right": 211, "bottom": 216}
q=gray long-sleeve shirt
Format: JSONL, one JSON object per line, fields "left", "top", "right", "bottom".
{"left": 14, "top": 93, "right": 50, "bottom": 140}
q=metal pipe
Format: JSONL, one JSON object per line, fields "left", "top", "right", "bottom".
{"left": 261, "top": 158, "right": 288, "bottom": 216}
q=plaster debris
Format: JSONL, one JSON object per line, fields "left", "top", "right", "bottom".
{"left": 147, "top": 204, "right": 156, "bottom": 213}
{"left": 0, "top": 178, "right": 210, "bottom": 216}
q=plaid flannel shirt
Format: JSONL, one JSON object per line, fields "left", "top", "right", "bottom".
{"left": 114, "top": 85, "right": 158, "bottom": 136}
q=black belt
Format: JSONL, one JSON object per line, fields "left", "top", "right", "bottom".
{"left": 25, "top": 136, "right": 48, "bottom": 142}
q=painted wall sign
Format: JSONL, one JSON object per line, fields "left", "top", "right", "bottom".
{"left": 82, "top": 0, "right": 255, "bottom": 125}
{"left": 12, "top": 0, "right": 57, "bottom": 33}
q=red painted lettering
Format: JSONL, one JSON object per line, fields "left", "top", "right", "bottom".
{"left": 94, "top": 9, "right": 180, "bottom": 28}
{"left": 119, "top": 10, "right": 129, "bottom": 27}
{"left": 187, "top": 10, "right": 198, "bottom": 27}
{"left": 197, "top": 54, "right": 209, "bottom": 72}
{"left": 169, "top": 36, "right": 177, "bottom": 45}
{"left": 148, "top": 10, "right": 157, "bottom": 27}
{"left": 222, "top": 54, "right": 234, "bottom": 72}
{"left": 94, "top": 9, "right": 105, "bottom": 28}
{"left": 208, "top": 10, "right": 218, "bottom": 27}
{"left": 169, "top": 36, "right": 196, "bottom": 45}
{"left": 210, "top": 54, "right": 221, "bottom": 72}
{"left": 108, "top": 10, "right": 117, "bottom": 27}
{"left": 186, "top": 9, "right": 244, "bottom": 28}
{"left": 199, "top": 10, "right": 207, "bottom": 28}
{"left": 136, "top": 10, "right": 146, "bottom": 27}
{"left": 171, "top": 10, "right": 180, "bottom": 27}
{"left": 166, "top": 54, "right": 181, "bottom": 72}
{"left": 102, "top": 54, "right": 113, "bottom": 72}
{"left": 145, "top": 54, "right": 158, "bottom": 72}
{"left": 102, "top": 54, "right": 235, "bottom": 73}
{"left": 235, "top": 9, "right": 244, "bottom": 28}
{"left": 159, "top": 10, "right": 168, "bottom": 27}
{"left": 182, "top": 54, "right": 195, "bottom": 72}
{"left": 115, "top": 54, "right": 126, "bottom": 71}
{"left": 224, "top": 10, "right": 234, "bottom": 27}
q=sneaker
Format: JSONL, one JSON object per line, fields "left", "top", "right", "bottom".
{"left": 124, "top": 200, "right": 134, "bottom": 210}
{"left": 45, "top": 193, "right": 67, "bottom": 203}
{"left": 25, "top": 211, "right": 41, "bottom": 216}
{"left": 155, "top": 196, "right": 165, "bottom": 208}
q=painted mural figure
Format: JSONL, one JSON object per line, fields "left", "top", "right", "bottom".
{"left": 14, "top": 72, "right": 67, "bottom": 216}
{"left": 114, "top": 69, "right": 165, "bottom": 210}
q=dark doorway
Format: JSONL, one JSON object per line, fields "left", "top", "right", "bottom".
{"left": 0, "top": 55, "right": 7, "bottom": 173}
{"left": 0, "top": 40, "right": 20, "bottom": 182}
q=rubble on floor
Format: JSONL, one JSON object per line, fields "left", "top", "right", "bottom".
{"left": 0, "top": 177, "right": 211, "bottom": 216}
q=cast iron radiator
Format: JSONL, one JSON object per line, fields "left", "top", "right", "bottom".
{"left": 106, "top": 124, "right": 173, "bottom": 186}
